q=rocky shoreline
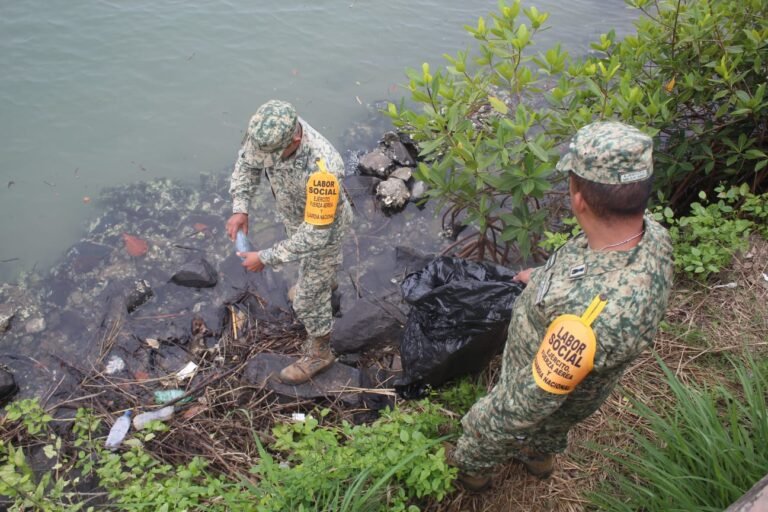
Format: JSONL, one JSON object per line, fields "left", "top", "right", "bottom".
{"left": 0, "top": 129, "right": 447, "bottom": 412}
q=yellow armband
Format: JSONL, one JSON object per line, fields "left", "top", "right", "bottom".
{"left": 532, "top": 294, "right": 607, "bottom": 394}
{"left": 304, "top": 159, "right": 340, "bottom": 227}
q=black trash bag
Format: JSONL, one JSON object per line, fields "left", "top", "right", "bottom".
{"left": 396, "top": 256, "right": 524, "bottom": 398}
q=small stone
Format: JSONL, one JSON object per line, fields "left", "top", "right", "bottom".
{"left": 69, "top": 291, "right": 85, "bottom": 307}
{"left": 171, "top": 259, "right": 218, "bottom": 288}
{"left": 0, "top": 304, "right": 16, "bottom": 334}
{"left": 358, "top": 149, "right": 394, "bottom": 179}
{"left": 0, "top": 368, "right": 18, "bottom": 405}
{"left": 390, "top": 167, "right": 413, "bottom": 182}
{"left": 25, "top": 318, "right": 46, "bottom": 334}
{"left": 126, "top": 279, "right": 154, "bottom": 313}
{"left": 376, "top": 178, "right": 410, "bottom": 209}
{"left": 382, "top": 135, "right": 416, "bottom": 167}
{"left": 67, "top": 241, "right": 113, "bottom": 274}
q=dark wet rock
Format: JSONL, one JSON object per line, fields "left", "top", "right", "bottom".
{"left": 151, "top": 344, "right": 193, "bottom": 375}
{"left": 331, "top": 297, "right": 406, "bottom": 354}
{"left": 171, "top": 259, "right": 218, "bottom": 288}
{"left": 395, "top": 246, "right": 436, "bottom": 275}
{"left": 244, "top": 353, "right": 362, "bottom": 406}
{"left": 51, "top": 310, "right": 89, "bottom": 340}
{"left": 126, "top": 279, "right": 154, "bottom": 313}
{"left": 0, "top": 303, "right": 15, "bottom": 334}
{"left": 382, "top": 132, "right": 416, "bottom": 167}
{"left": 66, "top": 241, "right": 114, "bottom": 275}
{"left": 131, "top": 310, "right": 194, "bottom": 346}
{"left": 44, "top": 276, "right": 77, "bottom": 307}
{"left": 376, "top": 178, "right": 410, "bottom": 209}
{"left": 358, "top": 149, "right": 393, "bottom": 179}
{"left": 390, "top": 167, "right": 413, "bottom": 182}
{"left": 0, "top": 368, "right": 18, "bottom": 406}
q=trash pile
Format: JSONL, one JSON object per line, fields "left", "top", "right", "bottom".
{"left": 0, "top": 126, "right": 529, "bottom": 480}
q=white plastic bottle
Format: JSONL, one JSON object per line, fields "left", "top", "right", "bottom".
{"left": 132, "top": 406, "right": 174, "bottom": 430}
{"left": 105, "top": 410, "right": 132, "bottom": 450}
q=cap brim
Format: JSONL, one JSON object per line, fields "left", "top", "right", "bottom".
{"left": 243, "top": 137, "right": 279, "bottom": 168}
{"left": 555, "top": 152, "right": 573, "bottom": 173}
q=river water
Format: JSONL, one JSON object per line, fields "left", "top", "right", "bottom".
{"left": 0, "top": 0, "right": 635, "bottom": 283}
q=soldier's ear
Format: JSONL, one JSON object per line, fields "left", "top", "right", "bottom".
{"left": 570, "top": 177, "right": 588, "bottom": 216}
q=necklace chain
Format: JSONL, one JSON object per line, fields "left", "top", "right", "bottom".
{"left": 598, "top": 230, "right": 644, "bottom": 251}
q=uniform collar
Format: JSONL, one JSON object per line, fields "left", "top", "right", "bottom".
{"left": 570, "top": 218, "right": 650, "bottom": 276}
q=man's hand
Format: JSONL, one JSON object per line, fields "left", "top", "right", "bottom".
{"left": 226, "top": 213, "right": 249, "bottom": 240}
{"left": 513, "top": 267, "right": 534, "bottom": 284}
{"left": 239, "top": 251, "right": 265, "bottom": 272}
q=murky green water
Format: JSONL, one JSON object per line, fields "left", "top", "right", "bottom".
{"left": 0, "top": 1, "right": 635, "bottom": 283}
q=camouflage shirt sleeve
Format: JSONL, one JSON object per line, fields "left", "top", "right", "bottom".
{"left": 229, "top": 147, "right": 262, "bottom": 214}
{"left": 259, "top": 222, "right": 335, "bottom": 265}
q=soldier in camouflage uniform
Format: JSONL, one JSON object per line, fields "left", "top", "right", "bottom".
{"left": 450, "top": 121, "right": 674, "bottom": 491}
{"left": 226, "top": 99, "right": 352, "bottom": 384}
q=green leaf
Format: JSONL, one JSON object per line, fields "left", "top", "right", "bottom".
{"left": 527, "top": 141, "right": 549, "bottom": 162}
{"left": 488, "top": 96, "right": 509, "bottom": 115}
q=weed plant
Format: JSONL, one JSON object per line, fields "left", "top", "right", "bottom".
{"left": 655, "top": 185, "right": 768, "bottom": 279}
{"left": 245, "top": 403, "right": 456, "bottom": 512}
{"left": 0, "top": 399, "right": 456, "bottom": 511}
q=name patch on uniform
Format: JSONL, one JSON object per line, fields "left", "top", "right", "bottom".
{"left": 532, "top": 294, "right": 607, "bottom": 395}
{"left": 619, "top": 170, "right": 649, "bottom": 183}
{"left": 304, "top": 159, "right": 339, "bottom": 227}
{"left": 569, "top": 264, "right": 586, "bottom": 279}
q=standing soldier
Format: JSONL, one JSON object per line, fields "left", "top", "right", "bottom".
{"left": 449, "top": 121, "right": 674, "bottom": 491}
{"left": 226, "top": 99, "right": 352, "bottom": 384}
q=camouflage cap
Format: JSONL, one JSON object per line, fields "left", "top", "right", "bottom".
{"left": 556, "top": 121, "right": 653, "bottom": 185}
{"left": 243, "top": 100, "right": 298, "bottom": 167}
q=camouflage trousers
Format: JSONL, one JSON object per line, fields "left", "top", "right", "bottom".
{"left": 452, "top": 393, "right": 571, "bottom": 475}
{"left": 292, "top": 245, "right": 342, "bottom": 343}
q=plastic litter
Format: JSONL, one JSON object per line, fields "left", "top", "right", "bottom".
{"left": 397, "top": 256, "right": 524, "bottom": 398}
{"left": 154, "top": 389, "right": 192, "bottom": 405}
{"left": 713, "top": 282, "right": 738, "bottom": 289}
{"left": 105, "top": 410, "right": 132, "bottom": 450}
{"left": 235, "top": 230, "right": 255, "bottom": 260}
{"left": 133, "top": 406, "right": 175, "bottom": 429}
{"left": 104, "top": 355, "right": 125, "bottom": 375}
{"left": 175, "top": 361, "right": 198, "bottom": 381}
{"left": 291, "top": 413, "right": 307, "bottom": 422}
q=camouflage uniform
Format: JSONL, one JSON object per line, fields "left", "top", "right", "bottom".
{"left": 452, "top": 122, "right": 674, "bottom": 474}
{"left": 229, "top": 100, "right": 352, "bottom": 340}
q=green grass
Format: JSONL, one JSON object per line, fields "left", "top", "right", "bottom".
{"left": 587, "top": 354, "right": 768, "bottom": 511}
